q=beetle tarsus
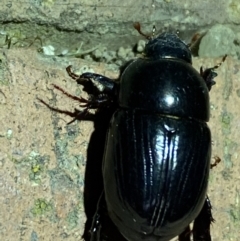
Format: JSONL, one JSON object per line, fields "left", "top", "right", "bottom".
{"left": 200, "top": 55, "right": 227, "bottom": 91}
{"left": 37, "top": 97, "right": 95, "bottom": 123}
{"left": 52, "top": 84, "right": 89, "bottom": 103}
{"left": 210, "top": 156, "right": 221, "bottom": 169}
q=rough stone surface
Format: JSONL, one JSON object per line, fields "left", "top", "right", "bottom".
{"left": 0, "top": 1, "right": 240, "bottom": 58}
{"left": 0, "top": 0, "right": 232, "bottom": 28}
{"left": 0, "top": 47, "right": 240, "bottom": 240}
{"left": 0, "top": 48, "right": 118, "bottom": 241}
{"left": 199, "top": 25, "right": 236, "bottom": 57}
{"left": 0, "top": 1, "right": 240, "bottom": 240}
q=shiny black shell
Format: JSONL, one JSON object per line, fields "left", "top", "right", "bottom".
{"left": 103, "top": 110, "right": 211, "bottom": 241}
{"left": 102, "top": 33, "right": 212, "bottom": 241}
{"left": 119, "top": 58, "right": 210, "bottom": 121}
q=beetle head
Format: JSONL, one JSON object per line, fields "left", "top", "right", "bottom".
{"left": 144, "top": 32, "right": 192, "bottom": 64}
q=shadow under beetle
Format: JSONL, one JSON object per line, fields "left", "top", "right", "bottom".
{"left": 38, "top": 23, "right": 226, "bottom": 241}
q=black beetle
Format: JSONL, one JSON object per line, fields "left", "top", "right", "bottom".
{"left": 38, "top": 23, "right": 226, "bottom": 241}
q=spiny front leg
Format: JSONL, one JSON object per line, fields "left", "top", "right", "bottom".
{"left": 37, "top": 84, "right": 113, "bottom": 124}
{"left": 38, "top": 66, "right": 118, "bottom": 124}
{"left": 66, "top": 65, "right": 117, "bottom": 95}
{"left": 51, "top": 84, "right": 112, "bottom": 111}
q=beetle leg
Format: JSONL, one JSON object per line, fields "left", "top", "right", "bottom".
{"left": 90, "top": 192, "right": 105, "bottom": 241}
{"left": 178, "top": 225, "right": 191, "bottom": 241}
{"left": 51, "top": 85, "right": 113, "bottom": 111}
{"left": 37, "top": 97, "right": 95, "bottom": 123}
{"left": 0, "top": 89, "right": 6, "bottom": 98}
{"left": 90, "top": 192, "right": 127, "bottom": 241}
{"left": 66, "top": 65, "right": 80, "bottom": 80}
{"left": 188, "top": 33, "right": 202, "bottom": 49}
{"left": 200, "top": 55, "right": 227, "bottom": 91}
{"left": 51, "top": 84, "right": 89, "bottom": 103}
{"left": 210, "top": 156, "right": 221, "bottom": 169}
{"left": 66, "top": 66, "right": 117, "bottom": 94}
{"left": 38, "top": 78, "right": 116, "bottom": 124}
{"left": 192, "top": 196, "right": 214, "bottom": 241}
{"left": 79, "top": 72, "right": 116, "bottom": 93}
{"left": 90, "top": 212, "right": 102, "bottom": 241}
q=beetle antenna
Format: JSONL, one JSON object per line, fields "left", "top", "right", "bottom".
{"left": 134, "top": 22, "right": 152, "bottom": 40}
{"left": 187, "top": 33, "right": 202, "bottom": 49}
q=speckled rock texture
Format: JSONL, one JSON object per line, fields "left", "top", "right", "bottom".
{"left": 1, "top": 0, "right": 240, "bottom": 58}
{"left": 0, "top": 1, "right": 240, "bottom": 241}
{"left": 0, "top": 0, "right": 237, "bottom": 28}
{"left": 0, "top": 48, "right": 119, "bottom": 241}
{"left": 0, "top": 47, "right": 240, "bottom": 241}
